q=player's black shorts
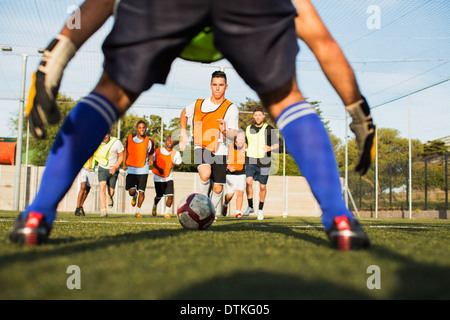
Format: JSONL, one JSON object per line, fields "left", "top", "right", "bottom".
{"left": 155, "top": 180, "right": 175, "bottom": 198}
{"left": 102, "top": 0, "right": 298, "bottom": 94}
{"left": 194, "top": 147, "right": 227, "bottom": 185}
{"left": 125, "top": 173, "right": 148, "bottom": 192}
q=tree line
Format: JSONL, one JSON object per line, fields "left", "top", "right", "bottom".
{"left": 12, "top": 94, "right": 449, "bottom": 194}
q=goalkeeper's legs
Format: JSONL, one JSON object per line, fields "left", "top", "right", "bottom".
{"left": 259, "top": 75, "right": 370, "bottom": 250}
{"left": 10, "top": 73, "right": 138, "bottom": 245}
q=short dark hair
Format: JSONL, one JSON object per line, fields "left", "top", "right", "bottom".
{"left": 211, "top": 70, "right": 227, "bottom": 83}
{"left": 136, "top": 120, "right": 147, "bottom": 128}
{"left": 253, "top": 106, "right": 265, "bottom": 114}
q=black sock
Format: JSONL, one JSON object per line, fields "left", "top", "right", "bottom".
{"left": 248, "top": 198, "right": 253, "bottom": 208}
{"left": 259, "top": 202, "right": 264, "bottom": 210}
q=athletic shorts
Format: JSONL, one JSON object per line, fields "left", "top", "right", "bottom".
{"left": 155, "top": 180, "right": 174, "bottom": 198}
{"left": 246, "top": 164, "right": 270, "bottom": 185}
{"left": 79, "top": 168, "right": 95, "bottom": 188}
{"left": 125, "top": 173, "right": 149, "bottom": 192}
{"left": 102, "top": 0, "right": 298, "bottom": 94}
{"left": 98, "top": 166, "right": 119, "bottom": 189}
{"left": 194, "top": 147, "right": 227, "bottom": 184}
{"left": 225, "top": 174, "right": 246, "bottom": 194}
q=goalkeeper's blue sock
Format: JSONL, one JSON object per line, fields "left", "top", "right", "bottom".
{"left": 276, "top": 101, "right": 354, "bottom": 230}
{"left": 22, "top": 92, "right": 118, "bottom": 224}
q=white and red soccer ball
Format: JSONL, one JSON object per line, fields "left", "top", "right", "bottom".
{"left": 177, "top": 193, "right": 215, "bottom": 230}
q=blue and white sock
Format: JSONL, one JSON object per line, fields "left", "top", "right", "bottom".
{"left": 276, "top": 101, "right": 354, "bottom": 230}
{"left": 23, "top": 92, "right": 118, "bottom": 224}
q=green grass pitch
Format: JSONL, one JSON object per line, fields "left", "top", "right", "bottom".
{"left": 1, "top": 211, "right": 449, "bottom": 300}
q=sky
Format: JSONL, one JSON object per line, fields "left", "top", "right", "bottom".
{"left": 0, "top": 0, "right": 449, "bottom": 144}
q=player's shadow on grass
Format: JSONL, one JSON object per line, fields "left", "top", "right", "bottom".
{"left": 168, "top": 269, "right": 372, "bottom": 299}
{"left": 212, "top": 217, "right": 330, "bottom": 248}
{"left": 0, "top": 227, "right": 188, "bottom": 268}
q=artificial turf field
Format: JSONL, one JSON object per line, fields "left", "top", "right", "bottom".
{"left": 1, "top": 211, "right": 449, "bottom": 301}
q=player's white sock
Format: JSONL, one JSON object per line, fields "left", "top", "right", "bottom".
{"left": 199, "top": 178, "right": 210, "bottom": 196}
{"left": 211, "top": 190, "right": 222, "bottom": 209}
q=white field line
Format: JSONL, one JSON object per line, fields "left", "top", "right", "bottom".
{"left": 1, "top": 219, "right": 449, "bottom": 229}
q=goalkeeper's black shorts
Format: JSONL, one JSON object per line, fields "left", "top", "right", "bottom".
{"left": 102, "top": 0, "right": 299, "bottom": 95}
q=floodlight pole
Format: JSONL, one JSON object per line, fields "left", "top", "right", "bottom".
{"left": 13, "top": 54, "right": 28, "bottom": 211}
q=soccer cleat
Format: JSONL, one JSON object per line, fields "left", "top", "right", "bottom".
{"left": 257, "top": 210, "right": 264, "bottom": 220}
{"left": 9, "top": 212, "right": 52, "bottom": 246}
{"left": 79, "top": 206, "right": 85, "bottom": 216}
{"left": 100, "top": 209, "right": 108, "bottom": 217}
{"left": 235, "top": 213, "right": 243, "bottom": 219}
{"left": 152, "top": 206, "right": 157, "bottom": 216}
{"left": 25, "top": 35, "right": 77, "bottom": 139}
{"left": 108, "top": 196, "right": 114, "bottom": 208}
{"left": 345, "top": 96, "right": 376, "bottom": 176}
{"left": 163, "top": 213, "right": 170, "bottom": 218}
{"left": 131, "top": 194, "right": 137, "bottom": 207}
{"left": 243, "top": 207, "right": 254, "bottom": 216}
{"left": 222, "top": 204, "right": 228, "bottom": 216}
{"left": 135, "top": 213, "right": 143, "bottom": 218}
{"left": 74, "top": 207, "right": 81, "bottom": 216}
{"left": 326, "top": 215, "right": 370, "bottom": 251}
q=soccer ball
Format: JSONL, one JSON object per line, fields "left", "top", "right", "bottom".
{"left": 176, "top": 193, "right": 215, "bottom": 230}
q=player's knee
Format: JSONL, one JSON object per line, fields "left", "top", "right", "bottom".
{"left": 93, "top": 73, "right": 139, "bottom": 115}
{"left": 258, "top": 75, "right": 294, "bottom": 109}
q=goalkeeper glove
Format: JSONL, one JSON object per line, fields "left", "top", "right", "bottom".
{"left": 345, "top": 96, "right": 376, "bottom": 175}
{"left": 26, "top": 35, "right": 77, "bottom": 139}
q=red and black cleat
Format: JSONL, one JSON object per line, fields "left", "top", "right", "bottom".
{"left": 326, "top": 216, "right": 370, "bottom": 251}
{"left": 9, "top": 212, "right": 52, "bottom": 246}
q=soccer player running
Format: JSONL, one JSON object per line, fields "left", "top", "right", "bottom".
{"left": 123, "top": 120, "right": 154, "bottom": 218}
{"left": 75, "top": 155, "right": 96, "bottom": 217}
{"left": 222, "top": 130, "right": 247, "bottom": 219}
{"left": 242, "top": 107, "right": 278, "bottom": 220}
{"left": 12, "top": 0, "right": 374, "bottom": 250}
{"left": 96, "top": 130, "right": 124, "bottom": 217}
{"left": 151, "top": 136, "right": 182, "bottom": 218}
{"left": 180, "top": 71, "right": 239, "bottom": 218}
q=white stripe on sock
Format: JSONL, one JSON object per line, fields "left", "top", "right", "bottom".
{"left": 87, "top": 94, "right": 118, "bottom": 123}
{"left": 276, "top": 103, "right": 317, "bottom": 131}
{"left": 81, "top": 94, "right": 117, "bottom": 126}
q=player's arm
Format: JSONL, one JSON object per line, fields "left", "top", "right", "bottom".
{"left": 26, "top": 0, "right": 116, "bottom": 139}
{"left": 267, "top": 126, "right": 279, "bottom": 152}
{"left": 122, "top": 139, "right": 128, "bottom": 171}
{"left": 294, "top": 0, "right": 362, "bottom": 106}
{"left": 111, "top": 150, "right": 123, "bottom": 174}
{"left": 294, "top": 0, "right": 376, "bottom": 175}
{"left": 60, "top": 0, "right": 115, "bottom": 49}
{"left": 179, "top": 108, "right": 190, "bottom": 151}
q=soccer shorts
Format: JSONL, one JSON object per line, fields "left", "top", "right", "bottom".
{"left": 79, "top": 168, "right": 95, "bottom": 188}
{"left": 246, "top": 164, "right": 270, "bottom": 185}
{"left": 155, "top": 180, "right": 175, "bottom": 198}
{"left": 125, "top": 173, "right": 149, "bottom": 193}
{"left": 102, "top": 0, "right": 298, "bottom": 94}
{"left": 98, "top": 166, "right": 119, "bottom": 189}
{"left": 194, "top": 147, "right": 227, "bottom": 185}
{"left": 225, "top": 174, "right": 246, "bottom": 194}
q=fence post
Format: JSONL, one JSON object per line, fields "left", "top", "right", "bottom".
{"left": 424, "top": 157, "right": 427, "bottom": 211}
{"left": 445, "top": 153, "right": 448, "bottom": 211}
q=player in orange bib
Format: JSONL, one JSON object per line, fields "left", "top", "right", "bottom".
{"left": 151, "top": 136, "right": 182, "bottom": 218}
{"left": 180, "top": 71, "right": 239, "bottom": 217}
{"left": 123, "top": 120, "right": 154, "bottom": 218}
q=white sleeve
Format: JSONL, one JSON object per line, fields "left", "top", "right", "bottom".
{"left": 173, "top": 151, "right": 182, "bottom": 165}
{"left": 225, "top": 104, "right": 239, "bottom": 131}
{"left": 184, "top": 101, "right": 196, "bottom": 118}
